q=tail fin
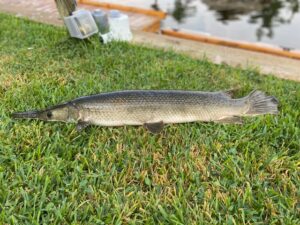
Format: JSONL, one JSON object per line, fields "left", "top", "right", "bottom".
{"left": 245, "top": 90, "right": 279, "bottom": 115}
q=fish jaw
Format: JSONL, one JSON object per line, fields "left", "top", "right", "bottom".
{"left": 11, "top": 110, "right": 41, "bottom": 119}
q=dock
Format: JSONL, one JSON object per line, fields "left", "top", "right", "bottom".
{"left": 0, "top": 0, "right": 164, "bottom": 32}
{"left": 78, "top": 0, "right": 165, "bottom": 32}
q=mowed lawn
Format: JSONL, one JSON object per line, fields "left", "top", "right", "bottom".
{"left": 0, "top": 13, "right": 299, "bottom": 224}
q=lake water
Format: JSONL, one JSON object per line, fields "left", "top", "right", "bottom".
{"left": 107, "top": 0, "right": 300, "bottom": 50}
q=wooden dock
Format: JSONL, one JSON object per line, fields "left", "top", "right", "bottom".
{"left": 162, "top": 29, "right": 300, "bottom": 61}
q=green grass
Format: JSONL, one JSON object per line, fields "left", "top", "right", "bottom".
{"left": 0, "top": 13, "right": 299, "bottom": 224}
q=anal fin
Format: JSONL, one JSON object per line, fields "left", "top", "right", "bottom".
{"left": 144, "top": 121, "right": 164, "bottom": 134}
{"left": 215, "top": 116, "right": 243, "bottom": 124}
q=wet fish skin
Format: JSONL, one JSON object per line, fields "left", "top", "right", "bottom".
{"left": 11, "top": 90, "right": 279, "bottom": 133}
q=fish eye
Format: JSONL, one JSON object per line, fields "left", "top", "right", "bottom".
{"left": 47, "top": 111, "right": 52, "bottom": 118}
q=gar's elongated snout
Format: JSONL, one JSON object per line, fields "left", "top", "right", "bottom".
{"left": 11, "top": 103, "right": 77, "bottom": 122}
{"left": 11, "top": 110, "right": 40, "bottom": 119}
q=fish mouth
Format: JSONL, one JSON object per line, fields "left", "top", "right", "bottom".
{"left": 11, "top": 110, "right": 41, "bottom": 119}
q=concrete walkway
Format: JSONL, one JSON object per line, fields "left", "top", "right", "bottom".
{"left": 1, "top": 0, "right": 300, "bottom": 82}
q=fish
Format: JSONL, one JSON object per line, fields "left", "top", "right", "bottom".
{"left": 11, "top": 90, "right": 279, "bottom": 133}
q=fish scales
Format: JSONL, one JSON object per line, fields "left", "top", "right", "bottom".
{"left": 72, "top": 91, "right": 243, "bottom": 126}
{"left": 11, "top": 90, "right": 279, "bottom": 133}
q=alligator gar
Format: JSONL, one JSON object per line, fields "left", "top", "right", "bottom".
{"left": 11, "top": 90, "right": 279, "bottom": 133}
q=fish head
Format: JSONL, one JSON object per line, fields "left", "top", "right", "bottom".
{"left": 11, "top": 103, "right": 76, "bottom": 122}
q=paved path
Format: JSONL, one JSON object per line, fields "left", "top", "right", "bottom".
{"left": 133, "top": 31, "right": 300, "bottom": 82}
{"left": 1, "top": 0, "right": 300, "bottom": 82}
{"left": 0, "top": 0, "right": 159, "bottom": 30}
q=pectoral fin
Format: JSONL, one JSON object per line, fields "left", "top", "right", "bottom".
{"left": 76, "top": 121, "right": 90, "bottom": 132}
{"left": 215, "top": 116, "right": 243, "bottom": 124}
{"left": 144, "top": 121, "right": 164, "bottom": 133}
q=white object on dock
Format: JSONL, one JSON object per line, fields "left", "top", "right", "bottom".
{"left": 92, "top": 9, "right": 110, "bottom": 34}
{"left": 100, "top": 10, "right": 133, "bottom": 43}
{"left": 64, "top": 9, "right": 98, "bottom": 39}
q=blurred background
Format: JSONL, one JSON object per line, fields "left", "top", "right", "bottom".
{"left": 104, "top": 0, "right": 300, "bottom": 50}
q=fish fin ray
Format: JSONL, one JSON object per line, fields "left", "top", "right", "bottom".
{"left": 221, "top": 88, "right": 241, "bottom": 98}
{"left": 245, "top": 90, "right": 279, "bottom": 115}
{"left": 76, "top": 121, "right": 89, "bottom": 132}
{"left": 144, "top": 121, "right": 164, "bottom": 133}
{"left": 215, "top": 116, "right": 243, "bottom": 124}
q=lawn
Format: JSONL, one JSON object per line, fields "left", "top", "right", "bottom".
{"left": 0, "top": 13, "right": 299, "bottom": 224}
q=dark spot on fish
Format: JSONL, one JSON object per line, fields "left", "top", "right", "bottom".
{"left": 47, "top": 111, "right": 53, "bottom": 118}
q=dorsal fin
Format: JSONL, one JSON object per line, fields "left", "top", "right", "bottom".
{"left": 220, "top": 88, "right": 241, "bottom": 99}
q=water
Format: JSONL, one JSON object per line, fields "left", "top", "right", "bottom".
{"left": 111, "top": 0, "right": 300, "bottom": 50}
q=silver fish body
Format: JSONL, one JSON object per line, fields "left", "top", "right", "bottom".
{"left": 74, "top": 91, "right": 245, "bottom": 125}
{"left": 12, "top": 90, "right": 279, "bottom": 133}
